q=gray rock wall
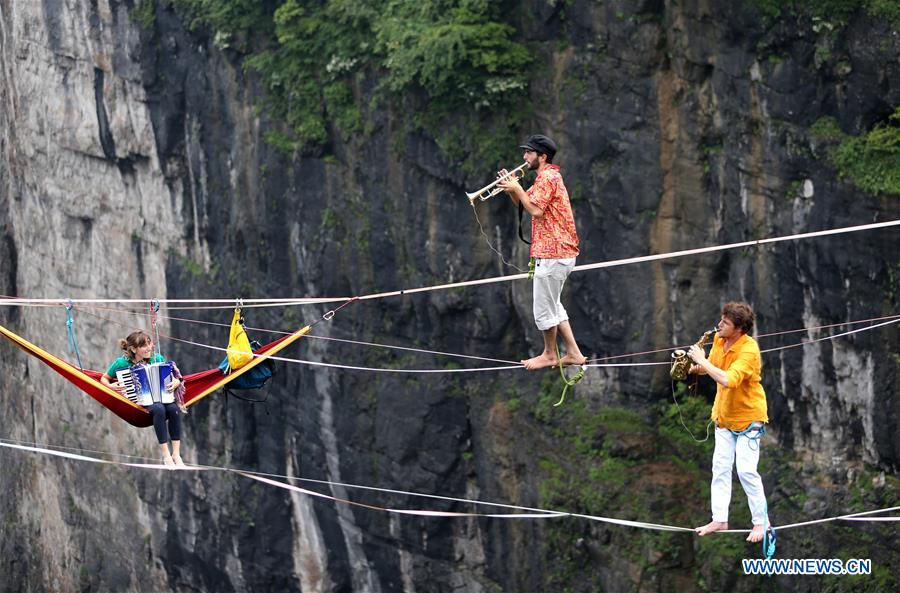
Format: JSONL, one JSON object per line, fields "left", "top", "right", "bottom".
{"left": 1, "top": 1, "right": 897, "bottom": 592}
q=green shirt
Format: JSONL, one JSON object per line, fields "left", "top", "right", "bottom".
{"left": 105, "top": 353, "right": 166, "bottom": 380}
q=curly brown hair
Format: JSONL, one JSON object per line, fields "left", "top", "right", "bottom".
{"left": 721, "top": 302, "right": 755, "bottom": 334}
{"left": 118, "top": 330, "right": 152, "bottom": 360}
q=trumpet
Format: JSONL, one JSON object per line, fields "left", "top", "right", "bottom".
{"left": 466, "top": 162, "right": 529, "bottom": 204}
{"left": 670, "top": 329, "right": 717, "bottom": 381}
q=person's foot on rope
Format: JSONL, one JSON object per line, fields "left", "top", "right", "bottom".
{"left": 559, "top": 352, "right": 587, "bottom": 367}
{"left": 162, "top": 455, "right": 175, "bottom": 468}
{"left": 522, "top": 353, "right": 559, "bottom": 370}
{"left": 695, "top": 521, "right": 728, "bottom": 536}
{"left": 746, "top": 524, "right": 765, "bottom": 543}
{"left": 172, "top": 454, "right": 185, "bottom": 467}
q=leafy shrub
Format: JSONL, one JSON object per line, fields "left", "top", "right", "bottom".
{"left": 172, "top": 0, "right": 530, "bottom": 167}
{"left": 811, "top": 107, "right": 900, "bottom": 196}
{"left": 749, "top": 0, "right": 900, "bottom": 28}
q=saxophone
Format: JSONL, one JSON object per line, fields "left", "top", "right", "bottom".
{"left": 670, "top": 329, "right": 717, "bottom": 381}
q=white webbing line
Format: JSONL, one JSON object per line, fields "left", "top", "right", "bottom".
{"left": 717, "top": 506, "right": 900, "bottom": 534}
{"left": 0, "top": 441, "right": 557, "bottom": 520}
{"left": 69, "top": 305, "right": 898, "bottom": 372}
{"left": 10, "top": 303, "right": 900, "bottom": 373}
{"left": 323, "top": 219, "right": 900, "bottom": 304}
{"left": 760, "top": 317, "right": 900, "bottom": 353}
{"left": 755, "top": 314, "right": 900, "bottom": 341}
{"left": 0, "top": 438, "right": 569, "bottom": 514}
{"left": 146, "top": 310, "right": 899, "bottom": 369}
{"left": 158, "top": 316, "right": 897, "bottom": 375}
{"left": 165, "top": 332, "right": 673, "bottom": 372}
{"left": 236, "top": 471, "right": 565, "bottom": 519}
{"left": 297, "top": 334, "right": 522, "bottom": 366}
{"left": 8, "top": 288, "right": 895, "bottom": 374}
{"left": 70, "top": 303, "right": 532, "bottom": 372}
{"left": 0, "top": 297, "right": 335, "bottom": 306}
{"left": 171, "top": 334, "right": 523, "bottom": 373}
{"left": 323, "top": 219, "right": 900, "bottom": 303}
{"left": 149, "top": 311, "right": 661, "bottom": 367}
{"left": 153, "top": 313, "right": 525, "bottom": 366}
{"left": 0, "top": 440, "right": 211, "bottom": 471}
{"left": 3, "top": 219, "right": 897, "bottom": 307}
{"left": 1, "top": 440, "right": 896, "bottom": 531}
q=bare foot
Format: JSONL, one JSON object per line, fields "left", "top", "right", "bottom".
{"left": 521, "top": 353, "right": 559, "bottom": 370}
{"left": 173, "top": 454, "right": 185, "bottom": 467}
{"left": 162, "top": 455, "right": 175, "bottom": 467}
{"left": 559, "top": 353, "right": 587, "bottom": 367}
{"left": 695, "top": 521, "right": 728, "bottom": 536}
{"left": 746, "top": 524, "right": 765, "bottom": 543}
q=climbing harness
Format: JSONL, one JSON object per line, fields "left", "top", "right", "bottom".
{"left": 731, "top": 422, "right": 766, "bottom": 452}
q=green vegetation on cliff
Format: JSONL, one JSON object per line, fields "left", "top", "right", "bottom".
{"left": 509, "top": 376, "right": 900, "bottom": 592}
{"left": 158, "top": 0, "right": 898, "bottom": 181}
{"left": 751, "top": 0, "right": 900, "bottom": 27}
{"left": 170, "top": 0, "right": 530, "bottom": 171}
{"left": 811, "top": 107, "right": 900, "bottom": 196}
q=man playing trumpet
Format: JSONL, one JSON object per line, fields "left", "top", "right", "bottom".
{"left": 688, "top": 302, "right": 770, "bottom": 543}
{"left": 498, "top": 134, "right": 586, "bottom": 370}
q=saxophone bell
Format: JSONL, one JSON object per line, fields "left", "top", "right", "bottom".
{"left": 670, "top": 349, "right": 690, "bottom": 382}
{"left": 670, "top": 329, "right": 717, "bottom": 382}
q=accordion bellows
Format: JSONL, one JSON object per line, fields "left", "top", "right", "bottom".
{"left": 116, "top": 362, "right": 176, "bottom": 406}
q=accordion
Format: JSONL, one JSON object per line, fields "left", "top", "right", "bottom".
{"left": 115, "top": 362, "right": 175, "bottom": 406}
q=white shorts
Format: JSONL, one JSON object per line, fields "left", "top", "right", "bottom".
{"left": 532, "top": 257, "right": 576, "bottom": 331}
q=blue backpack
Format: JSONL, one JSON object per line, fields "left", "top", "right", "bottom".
{"left": 218, "top": 341, "right": 274, "bottom": 391}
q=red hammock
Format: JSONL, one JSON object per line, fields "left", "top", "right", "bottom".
{"left": 0, "top": 323, "right": 310, "bottom": 427}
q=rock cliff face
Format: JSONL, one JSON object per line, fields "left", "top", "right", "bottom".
{"left": 1, "top": 1, "right": 897, "bottom": 592}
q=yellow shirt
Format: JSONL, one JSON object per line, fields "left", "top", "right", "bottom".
{"left": 709, "top": 333, "right": 768, "bottom": 431}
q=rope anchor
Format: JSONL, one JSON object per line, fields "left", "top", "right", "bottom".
{"left": 150, "top": 298, "right": 163, "bottom": 357}
{"left": 64, "top": 299, "right": 84, "bottom": 370}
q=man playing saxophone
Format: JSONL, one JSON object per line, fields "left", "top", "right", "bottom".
{"left": 688, "top": 302, "right": 770, "bottom": 543}
{"left": 497, "top": 134, "right": 586, "bottom": 370}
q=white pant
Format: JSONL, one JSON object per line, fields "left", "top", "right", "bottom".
{"left": 710, "top": 424, "right": 769, "bottom": 525}
{"left": 532, "top": 257, "right": 576, "bottom": 331}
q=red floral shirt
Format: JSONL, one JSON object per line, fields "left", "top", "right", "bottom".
{"left": 527, "top": 165, "right": 579, "bottom": 259}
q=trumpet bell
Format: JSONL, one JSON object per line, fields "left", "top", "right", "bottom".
{"left": 466, "top": 162, "right": 529, "bottom": 204}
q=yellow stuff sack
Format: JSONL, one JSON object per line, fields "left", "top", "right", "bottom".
{"left": 225, "top": 308, "right": 254, "bottom": 372}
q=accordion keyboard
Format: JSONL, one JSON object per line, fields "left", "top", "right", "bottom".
{"left": 117, "top": 370, "right": 141, "bottom": 404}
